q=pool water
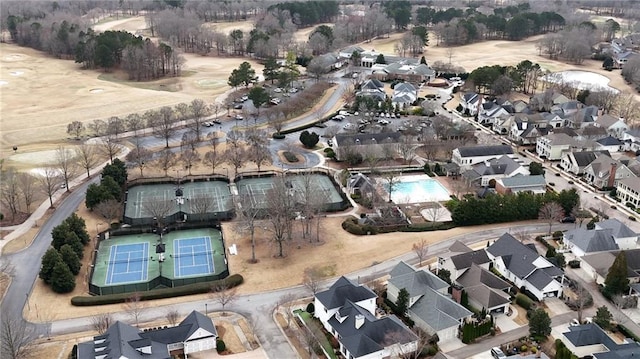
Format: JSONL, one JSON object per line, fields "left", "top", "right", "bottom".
{"left": 387, "top": 177, "right": 451, "bottom": 203}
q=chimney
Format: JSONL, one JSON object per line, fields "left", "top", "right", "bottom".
{"left": 608, "top": 162, "right": 618, "bottom": 188}
{"left": 355, "top": 314, "right": 365, "bottom": 329}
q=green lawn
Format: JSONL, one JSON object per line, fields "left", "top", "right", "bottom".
{"left": 294, "top": 309, "right": 338, "bottom": 359}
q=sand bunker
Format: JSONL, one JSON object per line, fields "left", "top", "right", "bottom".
{"left": 0, "top": 81, "right": 8, "bottom": 86}
{"left": 542, "top": 70, "right": 619, "bottom": 93}
{"left": 10, "top": 71, "right": 24, "bottom": 76}
{"left": 195, "top": 79, "right": 226, "bottom": 88}
{"left": 29, "top": 167, "right": 63, "bottom": 177}
{"left": 10, "top": 148, "right": 76, "bottom": 165}
{"left": 3, "top": 54, "right": 25, "bottom": 61}
{"left": 89, "top": 88, "right": 104, "bottom": 93}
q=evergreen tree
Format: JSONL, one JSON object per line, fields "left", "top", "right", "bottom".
{"left": 39, "top": 248, "right": 63, "bottom": 284}
{"left": 420, "top": 56, "right": 427, "bottom": 65}
{"left": 263, "top": 57, "right": 280, "bottom": 84}
{"left": 102, "top": 158, "right": 127, "bottom": 186}
{"left": 528, "top": 308, "right": 552, "bottom": 338}
{"left": 65, "top": 232, "right": 84, "bottom": 259}
{"left": 396, "top": 288, "right": 410, "bottom": 316}
{"left": 101, "top": 175, "right": 123, "bottom": 200}
{"left": 51, "top": 223, "right": 72, "bottom": 250}
{"left": 605, "top": 251, "right": 630, "bottom": 296}
{"left": 86, "top": 183, "right": 113, "bottom": 210}
{"left": 60, "top": 244, "right": 81, "bottom": 275}
{"left": 50, "top": 260, "right": 76, "bottom": 293}
{"left": 65, "top": 213, "right": 90, "bottom": 245}
{"left": 375, "top": 54, "right": 386, "bottom": 64}
{"left": 593, "top": 306, "right": 613, "bottom": 330}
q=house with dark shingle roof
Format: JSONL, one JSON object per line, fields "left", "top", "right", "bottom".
{"left": 559, "top": 150, "right": 611, "bottom": 175}
{"left": 460, "top": 92, "right": 481, "bottom": 116}
{"left": 331, "top": 132, "right": 403, "bottom": 161}
{"left": 387, "top": 261, "right": 472, "bottom": 341}
{"left": 451, "top": 145, "right": 514, "bottom": 170}
{"left": 561, "top": 323, "right": 640, "bottom": 358}
{"left": 438, "top": 248, "right": 491, "bottom": 280}
{"left": 486, "top": 233, "right": 564, "bottom": 301}
{"left": 76, "top": 310, "right": 217, "bottom": 359}
{"left": 595, "top": 136, "right": 624, "bottom": 153}
{"left": 315, "top": 276, "right": 419, "bottom": 359}
{"left": 583, "top": 154, "right": 637, "bottom": 189}
{"left": 455, "top": 264, "right": 512, "bottom": 314}
{"left": 595, "top": 114, "right": 629, "bottom": 139}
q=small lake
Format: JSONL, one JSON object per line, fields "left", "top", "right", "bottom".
{"left": 541, "top": 70, "right": 618, "bottom": 93}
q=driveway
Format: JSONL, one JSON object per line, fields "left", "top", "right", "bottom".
{"left": 544, "top": 297, "right": 572, "bottom": 317}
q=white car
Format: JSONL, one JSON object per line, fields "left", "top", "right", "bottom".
{"left": 274, "top": 87, "right": 282, "bottom": 93}
{"left": 289, "top": 87, "right": 298, "bottom": 93}
{"left": 343, "top": 123, "right": 356, "bottom": 130}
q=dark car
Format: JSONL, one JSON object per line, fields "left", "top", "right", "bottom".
{"left": 561, "top": 216, "right": 576, "bottom": 223}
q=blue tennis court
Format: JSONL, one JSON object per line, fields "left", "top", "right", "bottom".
{"left": 105, "top": 243, "right": 149, "bottom": 285}
{"left": 173, "top": 237, "right": 215, "bottom": 278}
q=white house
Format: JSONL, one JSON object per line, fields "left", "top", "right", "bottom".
{"left": 583, "top": 154, "right": 637, "bottom": 189}
{"left": 486, "top": 233, "right": 564, "bottom": 301}
{"left": 596, "top": 218, "right": 639, "bottom": 250}
{"left": 76, "top": 311, "right": 217, "bottom": 359}
{"left": 314, "top": 276, "right": 419, "bottom": 359}
{"left": 536, "top": 133, "right": 585, "bottom": 160}
{"left": 387, "top": 261, "right": 472, "bottom": 341}
{"left": 595, "top": 136, "right": 623, "bottom": 153}
{"left": 595, "top": 114, "right": 629, "bottom": 139}
{"left": 617, "top": 177, "right": 640, "bottom": 208}
{"left": 392, "top": 82, "right": 418, "bottom": 108}
{"left": 478, "top": 101, "right": 511, "bottom": 126}
{"left": 460, "top": 92, "right": 480, "bottom": 116}
{"left": 451, "top": 145, "right": 514, "bottom": 170}
{"left": 559, "top": 150, "right": 610, "bottom": 175}
{"left": 462, "top": 155, "right": 529, "bottom": 187}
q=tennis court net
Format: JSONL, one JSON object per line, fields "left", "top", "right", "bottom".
{"left": 106, "top": 257, "right": 147, "bottom": 265}
{"left": 173, "top": 250, "right": 215, "bottom": 259}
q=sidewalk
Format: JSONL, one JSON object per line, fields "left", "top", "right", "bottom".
{"left": 0, "top": 145, "right": 130, "bottom": 253}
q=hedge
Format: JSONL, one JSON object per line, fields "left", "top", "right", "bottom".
{"left": 617, "top": 324, "right": 640, "bottom": 342}
{"left": 341, "top": 218, "right": 456, "bottom": 235}
{"left": 70, "top": 274, "right": 243, "bottom": 306}
{"left": 515, "top": 293, "right": 534, "bottom": 310}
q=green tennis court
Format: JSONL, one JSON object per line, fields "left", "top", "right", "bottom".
{"left": 89, "top": 228, "right": 227, "bottom": 295}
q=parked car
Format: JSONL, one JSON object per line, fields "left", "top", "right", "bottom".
{"left": 491, "top": 347, "right": 507, "bottom": 359}
{"left": 327, "top": 139, "right": 333, "bottom": 146}
{"left": 570, "top": 319, "right": 580, "bottom": 326}
{"left": 211, "top": 119, "right": 221, "bottom": 124}
{"left": 332, "top": 114, "right": 346, "bottom": 121}
{"left": 274, "top": 87, "right": 282, "bottom": 93}
{"left": 234, "top": 114, "right": 243, "bottom": 120}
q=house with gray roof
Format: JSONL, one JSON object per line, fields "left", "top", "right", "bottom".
{"left": 563, "top": 227, "right": 620, "bottom": 257}
{"left": 561, "top": 323, "right": 640, "bottom": 358}
{"left": 374, "top": 62, "right": 435, "bottom": 83}
{"left": 392, "top": 82, "right": 418, "bottom": 108}
{"left": 460, "top": 92, "right": 481, "bottom": 116}
{"left": 596, "top": 219, "right": 639, "bottom": 249}
{"left": 462, "top": 155, "right": 529, "bottom": 187}
{"left": 455, "top": 264, "right": 512, "bottom": 314}
{"left": 495, "top": 174, "right": 547, "bottom": 194}
{"left": 565, "top": 105, "right": 599, "bottom": 128}
{"left": 438, "top": 248, "right": 491, "bottom": 280}
{"left": 595, "top": 136, "right": 623, "bottom": 153}
{"left": 595, "top": 114, "right": 629, "bottom": 139}
{"left": 536, "top": 132, "right": 596, "bottom": 160}
{"left": 581, "top": 249, "right": 640, "bottom": 286}
{"left": 623, "top": 128, "right": 640, "bottom": 152}
{"left": 356, "top": 79, "right": 386, "bottom": 102}
{"left": 451, "top": 145, "right": 514, "bottom": 170}
{"left": 331, "top": 132, "right": 403, "bottom": 161}
{"left": 76, "top": 311, "right": 217, "bottom": 359}
{"left": 486, "top": 233, "right": 564, "bottom": 301}
{"left": 583, "top": 154, "right": 637, "bottom": 189}
{"left": 387, "top": 261, "right": 472, "bottom": 341}
{"left": 478, "top": 100, "right": 512, "bottom": 126}
{"left": 347, "top": 173, "right": 377, "bottom": 199}
{"left": 559, "top": 150, "right": 611, "bottom": 175}
{"left": 315, "top": 276, "right": 419, "bottom": 359}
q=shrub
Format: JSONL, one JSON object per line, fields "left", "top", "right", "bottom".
{"left": 521, "top": 345, "right": 528, "bottom": 352}
{"left": 71, "top": 274, "right": 244, "bottom": 306}
{"left": 553, "top": 231, "right": 563, "bottom": 239}
{"left": 306, "top": 302, "right": 315, "bottom": 314}
{"left": 216, "top": 339, "right": 226, "bottom": 352}
{"left": 283, "top": 151, "right": 299, "bottom": 162}
{"left": 630, "top": 216, "right": 637, "bottom": 221}
{"left": 272, "top": 133, "right": 286, "bottom": 139}
{"left": 516, "top": 293, "right": 534, "bottom": 310}
{"left": 568, "top": 260, "right": 581, "bottom": 268}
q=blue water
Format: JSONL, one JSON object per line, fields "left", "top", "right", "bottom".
{"left": 388, "top": 179, "right": 450, "bottom": 203}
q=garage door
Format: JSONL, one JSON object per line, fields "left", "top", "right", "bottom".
{"left": 185, "top": 338, "right": 216, "bottom": 354}
{"left": 437, "top": 327, "right": 456, "bottom": 341}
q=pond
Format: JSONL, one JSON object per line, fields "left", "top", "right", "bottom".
{"left": 541, "top": 70, "right": 618, "bottom": 93}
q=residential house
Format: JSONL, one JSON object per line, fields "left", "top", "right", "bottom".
{"left": 559, "top": 151, "right": 611, "bottom": 175}
{"left": 438, "top": 247, "right": 491, "bottom": 280}
{"left": 512, "top": 100, "right": 529, "bottom": 113}
{"left": 462, "top": 155, "right": 529, "bottom": 187}
{"left": 565, "top": 105, "right": 600, "bottom": 128}
{"left": 387, "top": 261, "right": 473, "bottom": 341}
{"left": 460, "top": 92, "right": 480, "bottom": 116}
{"left": 486, "top": 233, "right": 564, "bottom": 301}
{"left": 381, "top": 62, "right": 436, "bottom": 83}
{"left": 530, "top": 91, "right": 570, "bottom": 108}
{"left": 451, "top": 145, "right": 514, "bottom": 170}
{"left": 580, "top": 248, "right": 640, "bottom": 285}
{"left": 492, "top": 115, "right": 514, "bottom": 135}
{"left": 583, "top": 154, "right": 637, "bottom": 189}
{"left": 314, "top": 276, "right": 419, "bottom": 359}
{"left": 551, "top": 100, "right": 582, "bottom": 119}
{"left": 561, "top": 323, "right": 640, "bottom": 358}
{"left": 596, "top": 219, "right": 640, "bottom": 249}
{"left": 392, "top": 82, "right": 418, "bottom": 108}
{"left": 536, "top": 133, "right": 594, "bottom": 160}
{"left": 332, "top": 132, "right": 403, "bottom": 161}
{"left": 455, "top": 264, "right": 512, "bottom": 314}
{"left": 563, "top": 228, "right": 620, "bottom": 257}
{"left": 595, "top": 114, "right": 629, "bottom": 139}
{"left": 576, "top": 125, "right": 608, "bottom": 141}
{"left": 339, "top": 46, "right": 364, "bottom": 59}
{"left": 477, "top": 101, "right": 511, "bottom": 126}
{"left": 316, "top": 53, "right": 346, "bottom": 70}
{"left": 495, "top": 174, "right": 547, "bottom": 194}
{"left": 614, "top": 50, "right": 638, "bottom": 68}
{"left": 357, "top": 79, "right": 386, "bottom": 102}
{"left": 595, "top": 136, "right": 623, "bottom": 153}
{"left": 617, "top": 177, "right": 640, "bottom": 208}
{"left": 347, "top": 173, "right": 377, "bottom": 199}
{"left": 623, "top": 128, "right": 640, "bottom": 152}
{"left": 512, "top": 123, "right": 551, "bottom": 146}
{"left": 76, "top": 311, "right": 217, "bottom": 359}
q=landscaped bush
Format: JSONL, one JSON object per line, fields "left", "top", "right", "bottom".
{"left": 553, "top": 231, "right": 563, "bottom": 239}
{"left": 306, "top": 302, "right": 315, "bottom": 314}
{"left": 568, "top": 260, "right": 581, "bottom": 268}
{"left": 272, "top": 133, "right": 286, "bottom": 139}
{"left": 71, "top": 274, "right": 244, "bottom": 306}
{"left": 515, "top": 293, "right": 534, "bottom": 310}
{"left": 283, "top": 151, "right": 299, "bottom": 162}
{"left": 323, "top": 148, "right": 335, "bottom": 159}
{"left": 216, "top": 339, "right": 226, "bottom": 352}
{"left": 630, "top": 216, "right": 637, "bottom": 221}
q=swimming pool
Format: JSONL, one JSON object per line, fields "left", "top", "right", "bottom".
{"left": 385, "top": 175, "right": 451, "bottom": 204}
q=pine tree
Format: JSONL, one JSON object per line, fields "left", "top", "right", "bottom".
{"left": 39, "top": 248, "right": 63, "bottom": 284}
{"left": 65, "top": 213, "right": 90, "bottom": 245}
{"left": 60, "top": 244, "right": 81, "bottom": 275}
{"left": 528, "top": 308, "right": 552, "bottom": 339}
{"left": 65, "top": 232, "right": 84, "bottom": 259}
{"left": 593, "top": 306, "right": 613, "bottom": 330}
{"left": 396, "top": 288, "right": 410, "bottom": 316}
{"left": 605, "top": 251, "right": 630, "bottom": 296}
{"left": 51, "top": 223, "right": 72, "bottom": 250}
{"left": 50, "top": 260, "right": 76, "bottom": 293}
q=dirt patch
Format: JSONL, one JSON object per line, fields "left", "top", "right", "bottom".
{"left": 513, "top": 304, "right": 530, "bottom": 326}
{"left": 215, "top": 319, "right": 245, "bottom": 354}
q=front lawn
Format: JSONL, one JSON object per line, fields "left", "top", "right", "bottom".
{"left": 295, "top": 309, "right": 337, "bottom": 359}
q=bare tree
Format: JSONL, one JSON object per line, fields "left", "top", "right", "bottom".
{"left": 539, "top": 202, "right": 564, "bottom": 235}
{"left": 90, "top": 313, "right": 114, "bottom": 334}
{"left": 174, "top": 102, "right": 191, "bottom": 122}
{"left": 107, "top": 116, "right": 126, "bottom": 139}
{"left": 1, "top": 313, "right": 34, "bottom": 359}
{"left": 203, "top": 133, "right": 222, "bottom": 174}
{"left": 423, "top": 203, "right": 445, "bottom": 226}
{"left": 126, "top": 140, "right": 153, "bottom": 177}
{"left": 238, "top": 193, "right": 261, "bottom": 263}
{"left": 265, "top": 176, "right": 297, "bottom": 257}
{"left": 99, "top": 136, "right": 121, "bottom": 163}
{"left": 38, "top": 167, "right": 62, "bottom": 208}
{"left": 151, "top": 106, "right": 177, "bottom": 148}
{"left": 0, "top": 259, "right": 15, "bottom": 290}
{"left": 210, "top": 284, "right": 238, "bottom": 315}
{"left": 95, "top": 199, "right": 122, "bottom": 225}
{"left": 382, "top": 171, "right": 402, "bottom": 202}
{"left": 0, "top": 169, "right": 20, "bottom": 221}
{"left": 512, "top": 228, "right": 530, "bottom": 243}
{"left": 126, "top": 113, "right": 146, "bottom": 137}
{"left": 412, "top": 239, "right": 429, "bottom": 267}
{"left": 302, "top": 266, "right": 323, "bottom": 295}
{"left": 278, "top": 293, "right": 297, "bottom": 328}
{"left": 165, "top": 308, "right": 180, "bottom": 326}
{"left": 190, "top": 194, "right": 214, "bottom": 215}
{"left": 141, "top": 198, "right": 174, "bottom": 228}
{"left": 189, "top": 98, "right": 209, "bottom": 140}
{"left": 67, "top": 120, "right": 85, "bottom": 139}
{"left": 75, "top": 144, "right": 100, "bottom": 178}
{"left": 18, "top": 173, "right": 37, "bottom": 214}
{"left": 156, "top": 149, "right": 178, "bottom": 176}
{"left": 180, "top": 150, "right": 201, "bottom": 175}
{"left": 223, "top": 146, "right": 247, "bottom": 178}
{"left": 123, "top": 292, "right": 146, "bottom": 327}
{"left": 56, "top": 146, "right": 77, "bottom": 191}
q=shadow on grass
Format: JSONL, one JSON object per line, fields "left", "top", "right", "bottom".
{"left": 294, "top": 309, "right": 337, "bottom": 359}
